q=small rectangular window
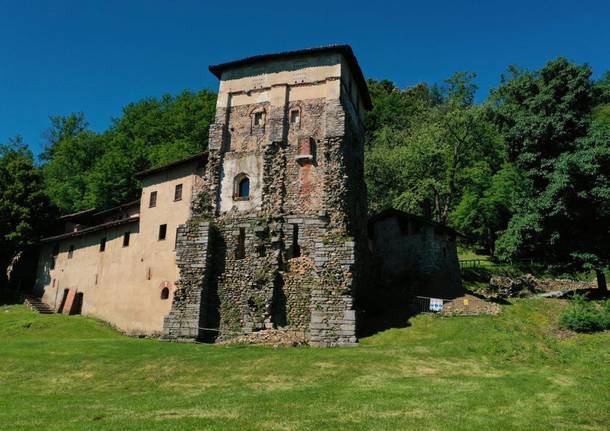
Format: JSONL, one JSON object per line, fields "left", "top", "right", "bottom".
{"left": 100, "top": 237, "right": 106, "bottom": 252}
{"left": 174, "top": 227, "right": 180, "bottom": 250}
{"left": 235, "top": 227, "right": 246, "bottom": 260}
{"left": 68, "top": 245, "right": 74, "bottom": 259}
{"left": 290, "top": 109, "right": 300, "bottom": 124}
{"left": 149, "top": 191, "right": 157, "bottom": 208}
{"left": 123, "top": 232, "right": 130, "bottom": 247}
{"left": 254, "top": 112, "right": 263, "bottom": 126}
{"left": 158, "top": 224, "right": 167, "bottom": 241}
{"left": 174, "top": 184, "right": 183, "bottom": 201}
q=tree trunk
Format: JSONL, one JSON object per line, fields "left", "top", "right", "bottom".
{"left": 596, "top": 269, "right": 608, "bottom": 295}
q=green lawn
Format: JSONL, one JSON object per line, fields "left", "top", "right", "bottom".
{"left": 1, "top": 300, "right": 609, "bottom": 431}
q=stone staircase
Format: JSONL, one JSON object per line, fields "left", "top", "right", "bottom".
{"left": 23, "top": 296, "right": 55, "bottom": 314}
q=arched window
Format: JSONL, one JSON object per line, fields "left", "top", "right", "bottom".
{"left": 160, "top": 287, "right": 170, "bottom": 300}
{"left": 234, "top": 174, "right": 250, "bottom": 200}
{"left": 239, "top": 177, "right": 250, "bottom": 197}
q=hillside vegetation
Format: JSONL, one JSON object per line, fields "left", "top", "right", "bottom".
{"left": 1, "top": 300, "right": 608, "bottom": 431}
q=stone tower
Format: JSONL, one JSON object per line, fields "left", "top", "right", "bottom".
{"left": 162, "top": 45, "right": 372, "bottom": 346}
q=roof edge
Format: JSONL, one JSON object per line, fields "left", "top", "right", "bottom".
{"left": 368, "top": 209, "right": 464, "bottom": 237}
{"left": 40, "top": 216, "right": 140, "bottom": 243}
{"left": 135, "top": 152, "right": 208, "bottom": 179}
{"left": 208, "top": 45, "right": 372, "bottom": 110}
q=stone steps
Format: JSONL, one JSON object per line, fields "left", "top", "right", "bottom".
{"left": 24, "top": 296, "right": 55, "bottom": 314}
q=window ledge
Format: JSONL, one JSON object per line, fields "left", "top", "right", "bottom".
{"left": 295, "top": 154, "right": 314, "bottom": 164}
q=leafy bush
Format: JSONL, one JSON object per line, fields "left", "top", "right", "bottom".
{"left": 559, "top": 294, "right": 610, "bottom": 332}
{"left": 600, "top": 300, "right": 610, "bottom": 328}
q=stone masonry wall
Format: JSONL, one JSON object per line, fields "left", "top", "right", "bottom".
{"left": 162, "top": 221, "right": 212, "bottom": 341}
{"left": 163, "top": 63, "right": 367, "bottom": 346}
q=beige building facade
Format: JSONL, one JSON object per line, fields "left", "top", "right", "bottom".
{"left": 35, "top": 155, "right": 206, "bottom": 334}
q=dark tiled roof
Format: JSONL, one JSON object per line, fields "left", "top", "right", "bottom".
{"left": 90, "top": 200, "right": 139, "bottom": 218}
{"left": 208, "top": 45, "right": 372, "bottom": 110}
{"left": 57, "top": 207, "right": 97, "bottom": 221}
{"left": 40, "top": 216, "right": 140, "bottom": 243}
{"left": 135, "top": 152, "right": 208, "bottom": 179}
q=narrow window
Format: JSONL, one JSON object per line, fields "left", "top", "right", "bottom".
{"left": 123, "top": 232, "right": 130, "bottom": 247}
{"left": 290, "top": 109, "right": 300, "bottom": 124}
{"left": 235, "top": 176, "right": 250, "bottom": 199}
{"left": 291, "top": 224, "right": 301, "bottom": 258}
{"left": 68, "top": 245, "right": 74, "bottom": 259}
{"left": 100, "top": 237, "right": 106, "bottom": 252}
{"left": 174, "top": 227, "right": 180, "bottom": 250}
{"left": 235, "top": 227, "right": 246, "bottom": 260}
{"left": 158, "top": 224, "right": 167, "bottom": 241}
{"left": 174, "top": 184, "right": 183, "bottom": 201}
{"left": 254, "top": 111, "right": 263, "bottom": 127}
{"left": 52, "top": 279, "right": 55, "bottom": 288}
{"left": 149, "top": 191, "right": 157, "bottom": 208}
{"left": 160, "top": 287, "right": 170, "bottom": 300}
{"left": 95, "top": 274, "right": 98, "bottom": 285}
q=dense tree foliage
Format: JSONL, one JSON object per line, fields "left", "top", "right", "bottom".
{"left": 365, "top": 73, "right": 506, "bottom": 243}
{"left": 485, "top": 59, "right": 610, "bottom": 288}
{"left": 0, "top": 137, "right": 54, "bottom": 287}
{"left": 42, "top": 89, "right": 216, "bottom": 212}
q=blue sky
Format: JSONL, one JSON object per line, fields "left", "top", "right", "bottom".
{"left": 1, "top": 0, "right": 610, "bottom": 155}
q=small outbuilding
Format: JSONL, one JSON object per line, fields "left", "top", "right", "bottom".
{"left": 367, "top": 209, "right": 463, "bottom": 299}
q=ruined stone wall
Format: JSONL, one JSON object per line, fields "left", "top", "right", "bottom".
{"left": 283, "top": 99, "right": 326, "bottom": 214}
{"left": 226, "top": 103, "right": 271, "bottom": 152}
{"left": 214, "top": 215, "right": 281, "bottom": 337}
{"left": 164, "top": 59, "right": 368, "bottom": 346}
{"left": 162, "top": 221, "right": 212, "bottom": 340}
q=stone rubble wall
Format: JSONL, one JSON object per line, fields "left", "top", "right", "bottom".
{"left": 161, "top": 221, "right": 212, "bottom": 341}
{"left": 309, "top": 238, "right": 357, "bottom": 346}
{"left": 163, "top": 78, "right": 366, "bottom": 347}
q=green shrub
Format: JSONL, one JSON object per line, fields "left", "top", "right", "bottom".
{"left": 600, "top": 299, "right": 610, "bottom": 328}
{"left": 558, "top": 294, "right": 609, "bottom": 332}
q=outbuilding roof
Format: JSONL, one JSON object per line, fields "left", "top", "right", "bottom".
{"left": 134, "top": 152, "right": 208, "bottom": 179}
{"left": 208, "top": 45, "right": 372, "bottom": 110}
{"left": 368, "top": 209, "right": 464, "bottom": 237}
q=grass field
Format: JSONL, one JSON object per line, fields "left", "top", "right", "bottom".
{"left": 1, "top": 300, "right": 609, "bottom": 431}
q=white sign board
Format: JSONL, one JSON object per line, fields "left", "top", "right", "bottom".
{"left": 429, "top": 298, "right": 444, "bottom": 312}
